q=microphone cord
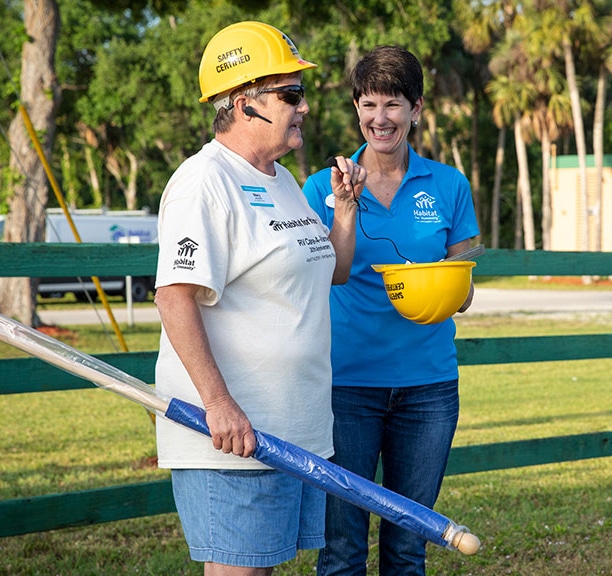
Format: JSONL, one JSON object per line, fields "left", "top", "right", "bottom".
{"left": 326, "top": 158, "right": 410, "bottom": 262}
{"left": 354, "top": 197, "right": 411, "bottom": 262}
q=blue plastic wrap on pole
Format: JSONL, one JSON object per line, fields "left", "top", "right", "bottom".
{"left": 0, "top": 313, "right": 477, "bottom": 554}
{"left": 165, "top": 398, "right": 450, "bottom": 548}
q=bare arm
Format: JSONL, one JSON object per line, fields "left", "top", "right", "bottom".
{"left": 155, "top": 284, "right": 256, "bottom": 457}
{"left": 328, "top": 156, "right": 367, "bottom": 284}
{"left": 446, "top": 239, "right": 475, "bottom": 313}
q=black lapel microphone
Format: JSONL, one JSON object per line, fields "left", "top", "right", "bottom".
{"left": 244, "top": 105, "right": 273, "bottom": 124}
{"left": 326, "top": 156, "right": 338, "bottom": 169}
{"left": 326, "top": 157, "right": 410, "bottom": 261}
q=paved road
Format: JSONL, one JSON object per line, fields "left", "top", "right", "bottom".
{"left": 36, "top": 288, "right": 612, "bottom": 325}
{"left": 464, "top": 288, "right": 612, "bottom": 316}
{"left": 38, "top": 305, "right": 161, "bottom": 326}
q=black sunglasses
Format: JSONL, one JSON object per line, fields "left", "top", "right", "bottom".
{"left": 258, "top": 84, "right": 305, "bottom": 106}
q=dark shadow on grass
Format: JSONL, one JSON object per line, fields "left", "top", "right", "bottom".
{"left": 459, "top": 409, "right": 612, "bottom": 431}
{"left": 1, "top": 458, "right": 166, "bottom": 500}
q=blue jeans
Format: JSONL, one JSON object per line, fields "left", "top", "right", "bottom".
{"left": 172, "top": 469, "right": 325, "bottom": 566}
{"left": 317, "top": 380, "right": 459, "bottom": 576}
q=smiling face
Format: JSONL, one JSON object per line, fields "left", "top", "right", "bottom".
{"left": 349, "top": 46, "right": 424, "bottom": 162}
{"left": 354, "top": 92, "right": 422, "bottom": 156}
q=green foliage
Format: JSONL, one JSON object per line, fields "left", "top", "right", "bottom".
{"left": 0, "top": 1, "right": 25, "bottom": 177}
{"left": 1, "top": 0, "right": 611, "bottom": 239}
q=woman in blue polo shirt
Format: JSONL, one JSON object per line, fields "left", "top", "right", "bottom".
{"left": 303, "top": 45, "right": 480, "bottom": 576}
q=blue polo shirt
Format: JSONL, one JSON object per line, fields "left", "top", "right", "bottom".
{"left": 303, "top": 143, "right": 480, "bottom": 388}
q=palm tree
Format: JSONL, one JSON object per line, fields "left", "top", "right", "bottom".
{"left": 593, "top": 53, "right": 611, "bottom": 249}
{"left": 573, "top": 3, "right": 612, "bottom": 251}
{"left": 537, "top": 0, "right": 600, "bottom": 251}
{"left": 523, "top": 8, "right": 574, "bottom": 249}
{"left": 490, "top": 127, "right": 506, "bottom": 249}
{"left": 531, "top": 94, "right": 573, "bottom": 250}
{"left": 452, "top": 0, "right": 519, "bottom": 247}
{"left": 426, "top": 38, "right": 482, "bottom": 206}
{"left": 486, "top": 14, "right": 542, "bottom": 251}
{"left": 486, "top": 69, "right": 537, "bottom": 251}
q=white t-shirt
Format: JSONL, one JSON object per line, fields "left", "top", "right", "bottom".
{"left": 155, "top": 139, "right": 336, "bottom": 469}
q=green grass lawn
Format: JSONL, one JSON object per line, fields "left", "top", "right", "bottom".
{"left": 0, "top": 311, "right": 611, "bottom": 575}
{"left": 454, "top": 313, "right": 612, "bottom": 444}
{"left": 473, "top": 275, "right": 612, "bottom": 290}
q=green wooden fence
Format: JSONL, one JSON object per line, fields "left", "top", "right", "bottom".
{"left": 0, "top": 243, "right": 610, "bottom": 538}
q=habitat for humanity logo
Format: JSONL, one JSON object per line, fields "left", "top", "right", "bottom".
{"left": 269, "top": 216, "right": 318, "bottom": 232}
{"left": 173, "top": 237, "right": 198, "bottom": 270}
{"left": 413, "top": 191, "right": 441, "bottom": 223}
{"left": 110, "top": 224, "right": 154, "bottom": 243}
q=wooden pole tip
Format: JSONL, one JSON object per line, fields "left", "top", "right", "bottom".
{"left": 453, "top": 531, "right": 481, "bottom": 555}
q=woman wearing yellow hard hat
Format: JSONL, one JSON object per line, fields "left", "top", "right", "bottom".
{"left": 154, "top": 21, "right": 366, "bottom": 576}
{"left": 303, "top": 46, "right": 479, "bottom": 576}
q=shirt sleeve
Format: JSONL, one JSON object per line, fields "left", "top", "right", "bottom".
{"left": 155, "top": 189, "right": 230, "bottom": 305}
{"left": 303, "top": 170, "right": 335, "bottom": 229}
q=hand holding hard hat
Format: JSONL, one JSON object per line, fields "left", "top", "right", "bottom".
{"left": 372, "top": 244, "right": 485, "bottom": 324}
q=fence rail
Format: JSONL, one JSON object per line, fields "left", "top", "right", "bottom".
{"left": 0, "top": 244, "right": 610, "bottom": 537}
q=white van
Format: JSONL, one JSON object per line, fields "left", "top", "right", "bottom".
{"left": 38, "top": 209, "right": 158, "bottom": 302}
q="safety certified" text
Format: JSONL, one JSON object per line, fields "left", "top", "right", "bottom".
{"left": 216, "top": 47, "right": 250, "bottom": 72}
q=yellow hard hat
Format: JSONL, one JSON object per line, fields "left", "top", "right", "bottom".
{"left": 198, "top": 21, "right": 317, "bottom": 104}
{"left": 371, "top": 261, "right": 476, "bottom": 324}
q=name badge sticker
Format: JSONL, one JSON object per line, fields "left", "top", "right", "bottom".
{"left": 242, "top": 185, "right": 274, "bottom": 207}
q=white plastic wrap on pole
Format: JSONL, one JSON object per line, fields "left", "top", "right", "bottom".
{"left": 0, "top": 313, "right": 167, "bottom": 413}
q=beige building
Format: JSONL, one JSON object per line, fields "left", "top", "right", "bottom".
{"left": 550, "top": 153, "right": 612, "bottom": 251}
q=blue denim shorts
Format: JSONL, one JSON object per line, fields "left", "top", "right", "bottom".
{"left": 171, "top": 468, "right": 326, "bottom": 567}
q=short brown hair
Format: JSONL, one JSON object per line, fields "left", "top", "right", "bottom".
{"left": 351, "top": 46, "right": 423, "bottom": 107}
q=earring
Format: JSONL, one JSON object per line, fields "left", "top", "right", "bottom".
{"left": 411, "top": 120, "right": 418, "bottom": 128}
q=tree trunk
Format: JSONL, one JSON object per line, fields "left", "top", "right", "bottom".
{"left": 0, "top": 0, "right": 61, "bottom": 326}
{"left": 413, "top": 120, "right": 423, "bottom": 157}
{"left": 450, "top": 136, "right": 465, "bottom": 175}
{"left": 540, "top": 128, "right": 552, "bottom": 250}
{"left": 490, "top": 127, "right": 506, "bottom": 249}
{"left": 84, "top": 146, "right": 103, "bottom": 207}
{"left": 514, "top": 177, "right": 523, "bottom": 250}
{"left": 593, "top": 64, "right": 607, "bottom": 252}
{"left": 563, "top": 35, "right": 589, "bottom": 251}
{"left": 78, "top": 122, "right": 104, "bottom": 206}
{"left": 514, "top": 117, "right": 535, "bottom": 250}
{"left": 470, "top": 90, "right": 481, "bottom": 233}
{"left": 60, "top": 135, "right": 77, "bottom": 209}
{"left": 105, "top": 148, "right": 127, "bottom": 203}
{"left": 423, "top": 109, "right": 439, "bottom": 162}
{"left": 294, "top": 145, "right": 309, "bottom": 185}
{"left": 125, "top": 150, "right": 139, "bottom": 210}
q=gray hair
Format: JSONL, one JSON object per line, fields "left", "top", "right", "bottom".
{"left": 212, "top": 74, "right": 285, "bottom": 133}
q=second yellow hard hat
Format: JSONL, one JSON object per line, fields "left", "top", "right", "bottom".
{"left": 371, "top": 261, "right": 476, "bottom": 324}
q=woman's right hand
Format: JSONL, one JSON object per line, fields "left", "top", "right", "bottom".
{"left": 329, "top": 156, "right": 367, "bottom": 204}
{"left": 204, "top": 393, "right": 257, "bottom": 458}
{"left": 155, "top": 283, "right": 257, "bottom": 459}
